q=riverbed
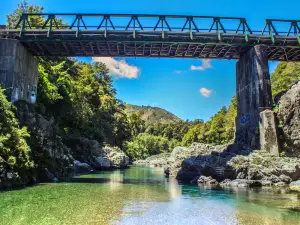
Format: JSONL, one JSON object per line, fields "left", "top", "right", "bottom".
{"left": 0, "top": 166, "right": 300, "bottom": 225}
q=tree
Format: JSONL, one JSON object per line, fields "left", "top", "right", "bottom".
{"left": 0, "top": 86, "right": 33, "bottom": 185}
{"left": 6, "top": 0, "right": 44, "bottom": 28}
{"left": 271, "top": 62, "right": 300, "bottom": 97}
{"left": 128, "top": 112, "right": 145, "bottom": 136}
{"left": 125, "top": 133, "right": 179, "bottom": 160}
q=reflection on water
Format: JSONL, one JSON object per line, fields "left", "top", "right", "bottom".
{"left": 0, "top": 166, "right": 300, "bottom": 225}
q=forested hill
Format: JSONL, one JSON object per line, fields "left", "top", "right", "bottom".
{"left": 125, "top": 104, "right": 182, "bottom": 124}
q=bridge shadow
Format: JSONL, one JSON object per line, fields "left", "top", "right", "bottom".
{"left": 175, "top": 143, "right": 253, "bottom": 183}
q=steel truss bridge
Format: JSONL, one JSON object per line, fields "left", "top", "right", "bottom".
{"left": 1, "top": 13, "right": 300, "bottom": 61}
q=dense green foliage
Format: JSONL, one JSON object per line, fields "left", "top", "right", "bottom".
{"left": 125, "top": 133, "right": 179, "bottom": 161}
{"left": 0, "top": 1, "right": 133, "bottom": 187}
{"left": 271, "top": 62, "right": 300, "bottom": 97}
{"left": 6, "top": 1, "right": 132, "bottom": 149}
{"left": 124, "top": 110, "right": 188, "bottom": 160}
{"left": 0, "top": 87, "right": 33, "bottom": 185}
{"left": 124, "top": 99, "right": 236, "bottom": 160}
{"left": 36, "top": 57, "right": 131, "bottom": 148}
{"left": 182, "top": 97, "right": 237, "bottom": 146}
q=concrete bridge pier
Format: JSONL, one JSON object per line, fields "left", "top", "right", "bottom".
{"left": 235, "top": 45, "right": 279, "bottom": 155}
{"left": 0, "top": 39, "right": 38, "bottom": 103}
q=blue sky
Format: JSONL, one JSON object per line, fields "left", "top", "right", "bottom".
{"left": 2, "top": 0, "right": 298, "bottom": 121}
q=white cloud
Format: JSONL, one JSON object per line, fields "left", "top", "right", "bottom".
{"left": 200, "top": 88, "right": 213, "bottom": 98}
{"left": 174, "top": 70, "right": 183, "bottom": 74}
{"left": 92, "top": 57, "right": 140, "bottom": 79}
{"left": 190, "top": 59, "right": 213, "bottom": 71}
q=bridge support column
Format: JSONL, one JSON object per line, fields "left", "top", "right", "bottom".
{"left": 235, "top": 45, "right": 279, "bottom": 155}
{"left": 0, "top": 39, "right": 38, "bottom": 103}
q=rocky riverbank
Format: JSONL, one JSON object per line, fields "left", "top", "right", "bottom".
{"left": 160, "top": 82, "right": 300, "bottom": 192}
{"left": 137, "top": 142, "right": 300, "bottom": 192}
{"left": 70, "top": 146, "right": 130, "bottom": 175}
{"left": 0, "top": 101, "right": 130, "bottom": 189}
{"left": 0, "top": 101, "right": 131, "bottom": 189}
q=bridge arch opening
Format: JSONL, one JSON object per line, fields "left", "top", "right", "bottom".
{"left": 2, "top": 13, "right": 297, "bottom": 154}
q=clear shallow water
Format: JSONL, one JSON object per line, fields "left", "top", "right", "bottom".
{"left": 0, "top": 166, "right": 300, "bottom": 225}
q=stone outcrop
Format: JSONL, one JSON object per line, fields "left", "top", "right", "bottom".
{"left": 197, "top": 176, "right": 218, "bottom": 185}
{"left": 73, "top": 160, "right": 93, "bottom": 173}
{"left": 166, "top": 143, "right": 211, "bottom": 180}
{"left": 164, "top": 142, "right": 300, "bottom": 187}
{"left": 277, "top": 81, "right": 300, "bottom": 156}
{"left": 15, "top": 101, "right": 75, "bottom": 182}
{"left": 227, "top": 150, "right": 300, "bottom": 182}
{"left": 12, "top": 102, "right": 130, "bottom": 185}
{"left": 93, "top": 157, "right": 111, "bottom": 170}
{"left": 103, "top": 147, "right": 130, "bottom": 169}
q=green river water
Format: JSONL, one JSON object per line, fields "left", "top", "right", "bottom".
{"left": 0, "top": 166, "right": 300, "bottom": 225}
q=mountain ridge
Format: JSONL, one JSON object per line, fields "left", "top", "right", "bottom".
{"left": 125, "top": 104, "right": 182, "bottom": 124}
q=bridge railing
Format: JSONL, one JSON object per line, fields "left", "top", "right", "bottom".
{"left": 9, "top": 13, "right": 300, "bottom": 43}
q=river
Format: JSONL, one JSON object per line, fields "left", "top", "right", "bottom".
{"left": 0, "top": 166, "right": 300, "bottom": 225}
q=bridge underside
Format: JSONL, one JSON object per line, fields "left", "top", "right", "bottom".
{"left": 1, "top": 31, "right": 300, "bottom": 60}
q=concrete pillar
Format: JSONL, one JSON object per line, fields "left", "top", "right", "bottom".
{"left": 259, "top": 109, "right": 279, "bottom": 156}
{"left": 0, "top": 39, "right": 38, "bottom": 103}
{"left": 235, "top": 45, "right": 273, "bottom": 149}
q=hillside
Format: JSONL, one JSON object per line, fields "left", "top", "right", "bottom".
{"left": 125, "top": 104, "right": 182, "bottom": 124}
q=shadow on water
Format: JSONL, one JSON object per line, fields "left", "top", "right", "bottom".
{"left": 67, "top": 177, "right": 168, "bottom": 186}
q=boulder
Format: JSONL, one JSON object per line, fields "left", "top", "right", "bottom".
{"left": 228, "top": 150, "right": 300, "bottom": 183}
{"left": 197, "top": 176, "right": 218, "bottom": 185}
{"left": 166, "top": 141, "right": 300, "bottom": 187}
{"left": 74, "top": 160, "right": 93, "bottom": 173}
{"left": 165, "top": 143, "right": 211, "bottom": 178}
{"left": 277, "top": 81, "right": 300, "bottom": 156}
{"left": 106, "top": 150, "right": 129, "bottom": 169}
{"left": 93, "top": 157, "right": 111, "bottom": 170}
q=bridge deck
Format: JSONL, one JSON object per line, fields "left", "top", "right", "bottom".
{"left": 1, "top": 13, "right": 300, "bottom": 61}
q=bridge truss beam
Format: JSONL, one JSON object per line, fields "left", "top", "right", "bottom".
{"left": 1, "top": 13, "right": 300, "bottom": 61}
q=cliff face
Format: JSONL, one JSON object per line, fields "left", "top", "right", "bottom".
{"left": 15, "top": 101, "right": 74, "bottom": 182}
{"left": 13, "top": 102, "right": 130, "bottom": 186}
{"left": 277, "top": 81, "right": 300, "bottom": 157}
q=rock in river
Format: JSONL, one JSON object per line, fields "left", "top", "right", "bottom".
{"left": 74, "top": 160, "right": 93, "bottom": 173}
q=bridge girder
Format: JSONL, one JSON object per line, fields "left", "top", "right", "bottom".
{"left": 1, "top": 13, "right": 300, "bottom": 61}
